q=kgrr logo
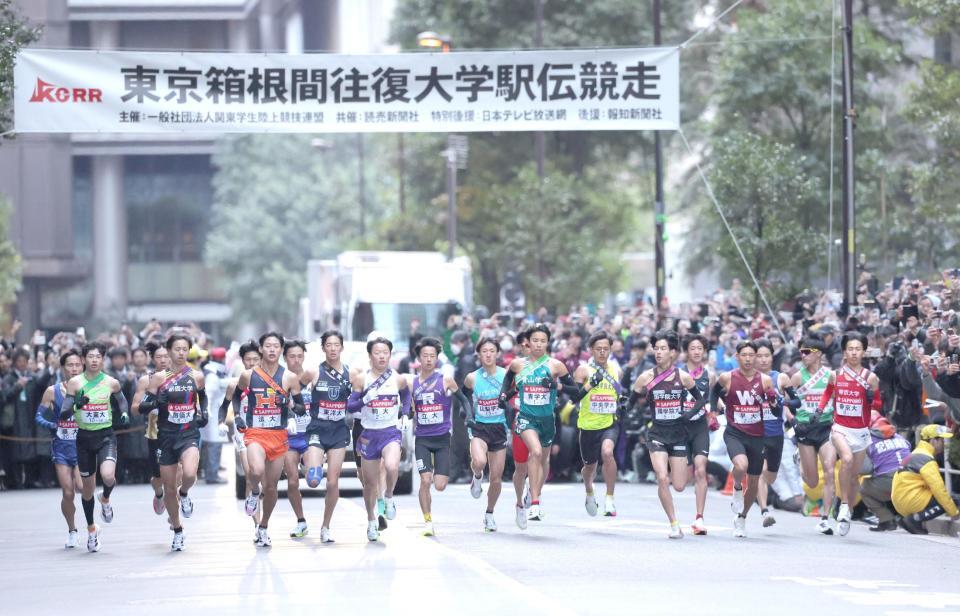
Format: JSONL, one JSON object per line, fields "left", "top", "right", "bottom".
{"left": 29, "top": 78, "right": 103, "bottom": 103}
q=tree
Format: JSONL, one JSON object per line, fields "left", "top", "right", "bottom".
{"left": 0, "top": 0, "right": 42, "bottom": 137}
{"left": 0, "top": 196, "right": 22, "bottom": 306}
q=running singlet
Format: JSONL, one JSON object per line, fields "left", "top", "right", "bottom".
{"left": 471, "top": 367, "right": 506, "bottom": 425}
{"left": 244, "top": 366, "right": 288, "bottom": 430}
{"left": 360, "top": 370, "right": 401, "bottom": 430}
{"left": 54, "top": 384, "right": 77, "bottom": 441}
{"left": 309, "top": 363, "right": 349, "bottom": 426}
{"left": 74, "top": 373, "right": 112, "bottom": 431}
{"left": 833, "top": 367, "right": 871, "bottom": 429}
{"left": 517, "top": 356, "right": 556, "bottom": 418}
{"left": 723, "top": 369, "right": 765, "bottom": 437}
{"left": 293, "top": 381, "right": 313, "bottom": 434}
{"left": 413, "top": 372, "right": 452, "bottom": 437}
{"left": 647, "top": 368, "right": 685, "bottom": 426}
{"left": 157, "top": 367, "right": 200, "bottom": 432}
{"left": 796, "top": 366, "right": 833, "bottom": 424}
{"left": 578, "top": 361, "right": 620, "bottom": 431}
{"left": 683, "top": 365, "right": 710, "bottom": 423}
{"left": 762, "top": 370, "right": 784, "bottom": 437}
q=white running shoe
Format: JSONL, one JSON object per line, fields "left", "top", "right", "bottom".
{"left": 604, "top": 495, "right": 617, "bottom": 517}
{"left": 761, "top": 509, "right": 776, "bottom": 528}
{"left": 65, "top": 530, "right": 79, "bottom": 549}
{"left": 152, "top": 492, "right": 165, "bottom": 515}
{"left": 320, "top": 527, "right": 334, "bottom": 543}
{"left": 422, "top": 521, "right": 435, "bottom": 537}
{"left": 367, "top": 520, "right": 380, "bottom": 542}
{"left": 484, "top": 513, "right": 497, "bottom": 532}
{"left": 384, "top": 498, "right": 397, "bottom": 520}
{"left": 837, "top": 504, "right": 851, "bottom": 537}
{"left": 290, "top": 521, "right": 308, "bottom": 538}
{"left": 87, "top": 526, "right": 101, "bottom": 552}
{"left": 692, "top": 517, "right": 708, "bottom": 536}
{"left": 669, "top": 522, "right": 684, "bottom": 539}
{"left": 180, "top": 494, "right": 194, "bottom": 519}
{"left": 171, "top": 530, "right": 185, "bottom": 552}
{"left": 470, "top": 474, "right": 483, "bottom": 499}
{"left": 730, "top": 487, "right": 744, "bottom": 515}
{"left": 585, "top": 493, "right": 598, "bottom": 517}
{"left": 244, "top": 492, "right": 259, "bottom": 517}
{"left": 255, "top": 526, "right": 272, "bottom": 548}
{"left": 515, "top": 505, "right": 528, "bottom": 530}
{"left": 733, "top": 516, "right": 747, "bottom": 538}
{"left": 528, "top": 504, "right": 543, "bottom": 521}
{"left": 523, "top": 486, "right": 532, "bottom": 509}
{"left": 97, "top": 491, "right": 114, "bottom": 524}
{"left": 816, "top": 518, "right": 834, "bottom": 535}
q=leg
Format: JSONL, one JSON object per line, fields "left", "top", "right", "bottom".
{"left": 600, "top": 439, "right": 618, "bottom": 497}
{"left": 819, "top": 440, "right": 838, "bottom": 515}
{"left": 486, "top": 449, "right": 506, "bottom": 512}
{"left": 381, "top": 441, "right": 401, "bottom": 497}
{"left": 321, "top": 448, "right": 345, "bottom": 529}
{"left": 259, "top": 456, "right": 285, "bottom": 527}
{"left": 860, "top": 475, "right": 895, "bottom": 523}
{"left": 797, "top": 443, "right": 821, "bottom": 489}
{"left": 831, "top": 431, "right": 855, "bottom": 507}
{"left": 303, "top": 445, "right": 326, "bottom": 489}
{"left": 284, "top": 450, "right": 305, "bottom": 521}
{"left": 160, "top": 464, "right": 181, "bottom": 528}
{"left": 179, "top": 446, "right": 199, "bottom": 495}
{"left": 521, "top": 430, "right": 544, "bottom": 500}
{"left": 669, "top": 455, "right": 688, "bottom": 492}
{"left": 361, "top": 457, "right": 380, "bottom": 521}
{"left": 651, "top": 451, "right": 677, "bottom": 522}
{"left": 513, "top": 462, "right": 527, "bottom": 506}
{"left": 245, "top": 443, "right": 267, "bottom": 496}
{"left": 758, "top": 461, "right": 771, "bottom": 511}
{"left": 742, "top": 473, "right": 761, "bottom": 517}
{"left": 470, "top": 438, "right": 488, "bottom": 479}
{"left": 54, "top": 463, "right": 77, "bottom": 531}
{"left": 581, "top": 460, "right": 598, "bottom": 495}
{"left": 693, "top": 455, "right": 708, "bottom": 517}
{"left": 419, "top": 470, "right": 434, "bottom": 516}
{"left": 730, "top": 454, "right": 748, "bottom": 490}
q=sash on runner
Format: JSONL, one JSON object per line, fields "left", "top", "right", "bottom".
{"left": 159, "top": 366, "right": 191, "bottom": 392}
{"left": 796, "top": 366, "right": 829, "bottom": 398}
{"left": 361, "top": 369, "right": 394, "bottom": 399}
{"left": 254, "top": 366, "right": 287, "bottom": 396}
{"left": 841, "top": 365, "right": 871, "bottom": 391}
{"left": 518, "top": 355, "right": 550, "bottom": 383}
{"left": 589, "top": 359, "right": 620, "bottom": 391}
{"left": 77, "top": 372, "right": 105, "bottom": 399}
{"left": 648, "top": 366, "right": 677, "bottom": 389}
{"left": 414, "top": 372, "right": 442, "bottom": 399}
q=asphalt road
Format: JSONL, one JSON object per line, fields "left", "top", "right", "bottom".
{"left": 3, "top": 462, "right": 959, "bottom": 616}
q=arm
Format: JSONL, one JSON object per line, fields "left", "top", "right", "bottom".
{"left": 817, "top": 373, "right": 836, "bottom": 413}
{"left": 35, "top": 386, "right": 57, "bottom": 430}
{"left": 919, "top": 459, "right": 960, "bottom": 518}
{"left": 460, "top": 385, "right": 475, "bottom": 423}
{"left": 217, "top": 382, "right": 235, "bottom": 425}
{"left": 110, "top": 390, "right": 130, "bottom": 426}
{"left": 679, "top": 371, "right": 708, "bottom": 419}
{"left": 498, "top": 363, "right": 518, "bottom": 408}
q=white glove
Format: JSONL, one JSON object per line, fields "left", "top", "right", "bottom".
{"left": 218, "top": 423, "right": 229, "bottom": 438}
{"left": 286, "top": 418, "right": 298, "bottom": 436}
{"left": 398, "top": 415, "right": 411, "bottom": 432}
{"left": 233, "top": 430, "right": 245, "bottom": 450}
{"left": 362, "top": 389, "right": 378, "bottom": 405}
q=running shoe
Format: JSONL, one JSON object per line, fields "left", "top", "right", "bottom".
{"left": 180, "top": 494, "right": 194, "bottom": 518}
{"left": 816, "top": 518, "right": 834, "bottom": 535}
{"left": 422, "top": 521, "right": 435, "bottom": 537}
{"left": 152, "top": 492, "right": 165, "bottom": 515}
{"left": 528, "top": 504, "right": 543, "bottom": 521}
{"left": 585, "top": 493, "right": 598, "bottom": 517}
{"left": 384, "top": 498, "right": 397, "bottom": 520}
{"left": 761, "top": 509, "right": 776, "bottom": 528}
{"left": 87, "top": 525, "right": 101, "bottom": 552}
{"left": 97, "top": 491, "right": 114, "bottom": 524}
{"left": 691, "top": 517, "right": 708, "bottom": 536}
{"left": 523, "top": 486, "right": 532, "bottom": 509}
{"left": 730, "top": 486, "right": 744, "bottom": 515}
{"left": 604, "top": 495, "right": 617, "bottom": 517}
{"left": 470, "top": 474, "right": 483, "bottom": 499}
{"left": 65, "top": 529, "right": 79, "bottom": 549}
{"left": 837, "top": 504, "right": 851, "bottom": 537}
{"left": 376, "top": 498, "right": 386, "bottom": 517}
{"left": 733, "top": 516, "right": 747, "bottom": 538}
{"left": 255, "top": 526, "right": 272, "bottom": 548}
{"left": 367, "top": 520, "right": 380, "bottom": 542}
{"left": 378, "top": 515, "right": 388, "bottom": 531}
{"left": 244, "top": 492, "right": 260, "bottom": 517}
{"left": 171, "top": 530, "right": 185, "bottom": 552}
{"left": 515, "top": 505, "right": 528, "bottom": 530}
{"left": 290, "top": 521, "right": 309, "bottom": 538}
{"left": 320, "top": 527, "right": 334, "bottom": 543}
{"left": 669, "top": 521, "right": 684, "bottom": 539}
{"left": 484, "top": 513, "right": 497, "bottom": 533}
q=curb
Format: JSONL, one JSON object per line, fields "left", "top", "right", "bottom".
{"left": 927, "top": 518, "right": 959, "bottom": 537}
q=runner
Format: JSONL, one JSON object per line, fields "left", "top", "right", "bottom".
{"left": 499, "top": 323, "right": 579, "bottom": 524}
{"left": 710, "top": 341, "right": 780, "bottom": 538}
{"left": 410, "top": 336, "right": 469, "bottom": 537}
{"left": 217, "top": 340, "right": 263, "bottom": 530}
{"left": 281, "top": 339, "right": 311, "bottom": 539}
{"left": 347, "top": 336, "right": 412, "bottom": 542}
{"left": 139, "top": 334, "right": 208, "bottom": 551}
{"left": 572, "top": 331, "right": 625, "bottom": 518}
{"left": 131, "top": 342, "right": 170, "bottom": 517}
{"left": 681, "top": 334, "right": 715, "bottom": 535}
{"left": 506, "top": 328, "right": 532, "bottom": 529}
{"left": 630, "top": 330, "right": 707, "bottom": 538}
{"left": 34, "top": 349, "right": 84, "bottom": 548}
{"left": 786, "top": 337, "right": 837, "bottom": 535}
{"left": 59, "top": 342, "right": 130, "bottom": 552}
{"left": 754, "top": 338, "right": 799, "bottom": 529}
{"left": 815, "top": 331, "right": 882, "bottom": 536}
{"left": 233, "top": 332, "right": 305, "bottom": 548}
{"left": 462, "top": 337, "right": 508, "bottom": 532}
{"left": 298, "top": 330, "right": 353, "bottom": 544}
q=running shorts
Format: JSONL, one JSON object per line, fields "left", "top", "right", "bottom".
{"left": 357, "top": 426, "right": 402, "bottom": 461}
{"left": 832, "top": 424, "right": 871, "bottom": 454}
{"left": 307, "top": 422, "right": 351, "bottom": 452}
{"left": 415, "top": 434, "right": 451, "bottom": 476}
{"left": 515, "top": 413, "right": 556, "bottom": 448}
{"left": 468, "top": 422, "right": 508, "bottom": 452}
{"left": 51, "top": 438, "right": 78, "bottom": 467}
{"left": 157, "top": 428, "right": 200, "bottom": 466}
{"left": 244, "top": 428, "right": 289, "bottom": 462}
{"left": 723, "top": 426, "right": 765, "bottom": 475}
{"left": 762, "top": 434, "right": 784, "bottom": 474}
{"left": 76, "top": 428, "right": 118, "bottom": 478}
{"left": 579, "top": 425, "right": 620, "bottom": 466}
{"left": 686, "top": 417, "right": 710, "bottom": 461}
{"left": 647, "top": 423, "right": 689, "bottom": 458}
{"left": 795, "top": 421, "right": 833, "bottom": 450}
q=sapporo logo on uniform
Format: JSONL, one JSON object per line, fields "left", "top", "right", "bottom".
{"left": 29, "top": 78, "right": 103, "bottom": 103}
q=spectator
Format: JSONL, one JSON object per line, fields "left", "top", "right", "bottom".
{"left": 892, "top": 425, "right": 959, "bottom": 534}
{"left": 860, "top": 412, "right": 912, "bottom": 531}
{"left": 1, "top": 348, "right": 49, "bottom": 488}
{"left": 200, "top": 347, "right": 228, "bottom": 484}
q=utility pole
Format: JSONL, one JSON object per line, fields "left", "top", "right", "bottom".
{"left": 841, "top": 0, "right": 856, "bottom": 311}
{"left": 653, "top": 0, "right": 666, "bottom": 309}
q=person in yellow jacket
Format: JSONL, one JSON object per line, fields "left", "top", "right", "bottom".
{"left": 892, "top": 424, "right": 959, "bottom": 534}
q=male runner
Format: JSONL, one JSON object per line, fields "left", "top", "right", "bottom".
{"left": 281, "top": 339, "right": 311, "bottom": 538}
{"left": 35, "top": 349, "right": 84, "bottom": 548}
{"left": 681, "top": 334, "right": 715, "bottom": 535}
{"left": 60, "top": 342, "right": 130, "bottom": 552}
{"left": 131, "top": 342, "right": 170, "bottom": 516}
{"left": 507, "top": 328, "right": 532, "bottom": 529}
{"left": 218, "top": 341, "right": 263, "bottom": 529}
{"left": 816, "top": 331, "right": 881, "bottom": 536}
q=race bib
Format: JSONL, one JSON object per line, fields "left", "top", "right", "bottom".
{"left": 168, "top": 402, "right": 195, "bottom": 425}
{"left": 523, "top": 386, "right": 550, "bottom": 406}
{"left": 476, "top": 398, "right": 501, "bottom": 418}
{"left": 81, "top": 403, "right": 111, "bottom": 425}
{"left": 56, "top": 418, "right": 78, "bottom": 441}
{"left": 417, "top": 404, "right": 444, "bottom": 425}
{"left": 369, "top": 396, "right": 398, "bottom": 421}
{"left": 317, "top": 400, "right": 346, "bottom": 422}
{"left": 733, "top": 410, "right": 761, "bottom": 425}
{"left": 654, "top": 401, "right": 682, "bottom": 421}
{"left": 252, "top": 407, "right": 281, "bottom": 428}
{"left": 589, "top": 394, "right": 617, "bottom": 415}
{"left": 762, "top": 407, "right": 778, "bottom": 422}
{"left": 294, "top": 413, "right": 311, "bottom": 432}
{"left": 836, "top": 401, "right": 862, "bottom": 417}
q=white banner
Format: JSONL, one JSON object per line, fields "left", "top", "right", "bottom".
{"left": 14, "top": 48, "right": 679, "bottom": 134}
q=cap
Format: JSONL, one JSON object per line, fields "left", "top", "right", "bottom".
{"left": 210, "top": 347, "right": 227, "bottom": 361}
{"left": 187, "top": 346, "right": 208, "bottom": 362}
{"left": 920, "top": 424, "right": 954, "bottom": 441}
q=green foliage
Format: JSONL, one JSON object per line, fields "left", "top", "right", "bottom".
{"left": 0, "top": 195, "right": 22, "bottom": 305}
{"left": 0, "top": 0, "right": 42, "bottom": 136}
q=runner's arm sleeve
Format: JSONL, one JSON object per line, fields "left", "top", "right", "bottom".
{"left": 765, "top": 389, "right": 783, "bottom": 418}
{"left": 346, "top": 391, "right": 364, "bottom": 413}
{"left": 680, "top": 386, "right": 707, "bottom": 420}
{"left": 628, "top": 387, "right": 647, "bottom": 410}
{"left": 110, "top": 391, "right": 129, "bottom": 424}
{"left": 35, "top": 404, "right": 57, "bottom": 430}
{"left": 870, "top": 388, "right": 883, "bottom": 412}
{"left": 459, "top": 386, "right": 474, "bottom": 421}
{"left": 59, "top": 395, "right": 75, "bottom": 419}
{"left": 453, "top": 388, "right": 472, "bottom": 421}
{"left": 139, "top": 392, "right": 159, "bottom": 413}
{"left": 817, "top": 381, "right": 836, "bottom": 413}
{"left": 196, "top": 389, "right": 209, "bottom": 426}
{"left": 218, "top": 395, "right": 231, "bottom": 424}
{"left": 782, "top": 386, "right": 803, "bottom": 409}
{"left": 291, "top": 392, "right": 306, "bottom": 416}
{"left": 399, "top": 388, "right": 412, "bottom": 417}
{"left": 710, "top": 382, "right": 725, "bottom": 413}
{"left": 498, "top": 369, "right": 516, "bottom": 408}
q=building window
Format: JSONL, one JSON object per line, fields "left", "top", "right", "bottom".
{"left": 126, "top": 155, "right": 213, "bottom": 263}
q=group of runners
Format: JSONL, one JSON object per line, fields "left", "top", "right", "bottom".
{"left": 35, "top": 323, "right": 886, "bottom": 551}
